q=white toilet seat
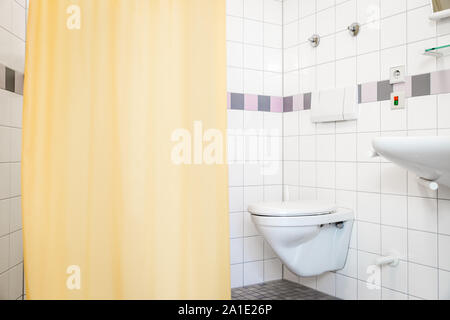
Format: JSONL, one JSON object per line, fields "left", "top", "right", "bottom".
{"left": 251, "top": 207, "right": 353, "bottom": 227}
{"left": 248, "top": 200, "right": 337, "bottom": 217}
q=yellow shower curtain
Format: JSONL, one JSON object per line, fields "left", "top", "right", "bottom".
{"left": 22, "top": 0, "right": 229, "bottom": 300}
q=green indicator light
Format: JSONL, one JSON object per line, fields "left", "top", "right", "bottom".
{"left": 394, "top": 96, "right": 399, "bottom": 106}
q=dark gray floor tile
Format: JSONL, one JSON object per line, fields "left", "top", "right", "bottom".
{"left": 232, "top": 280, "right": 339, "bottom": 301}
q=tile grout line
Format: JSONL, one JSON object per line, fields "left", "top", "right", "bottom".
{"left": 405, "top": 5, "right": 410, "bottom": 298}
{"left": 378, "top": 6, "right": 382, "bottom": 297}
{"left": 354, "top": 0, "right": 359, "bottom": 300}
{"left": 434, "top": 17, "right": 440, "bottom": 299}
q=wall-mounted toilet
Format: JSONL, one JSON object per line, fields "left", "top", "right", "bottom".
{"left": 248, "top": 201, "right": 354, "bottom": 277}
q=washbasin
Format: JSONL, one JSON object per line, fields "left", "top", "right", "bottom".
{"left": 372, "top": 136, "right": 450, "bottom": 189}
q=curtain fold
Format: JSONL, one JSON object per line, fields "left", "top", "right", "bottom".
{"left": 23, "top": 0, "right": 229, "bottom": 300}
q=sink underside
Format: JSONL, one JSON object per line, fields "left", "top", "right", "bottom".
{"left": 372, "top": 136, "right": 450, "bottom": 188}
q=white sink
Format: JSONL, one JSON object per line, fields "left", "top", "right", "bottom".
{"left": 372, "top": 136, "right": 450, "bottom": 189}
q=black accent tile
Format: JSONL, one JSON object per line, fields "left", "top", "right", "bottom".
{"left": 412, "top": 73, "right": 431, "bottom": 97}
{"left": 258, "top": 95, "right": 271, "bottom": 112}
{"left": 303, "top": 93, "right": 312, "bottom": 110}
{"left": 377, "top": 80, "right": 393, "bottom": 101}
{"left": 283, "top": 96, "right": 293, "bottom": 112}
{"left": 230, "top": 93, "right": 244, "bottom": 110}
{"left": 5, "top": 67, "right": 15, "bottom": 93}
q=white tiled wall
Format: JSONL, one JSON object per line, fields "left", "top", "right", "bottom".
{"left": 283, "top": 0, "right": 450, "bottom": 95}
{"left": 227, "top": 0, "right": 285, "bottom": 288}
{"left": 227, "top": 0, "right": 284, "bottom": 96}
{"left": 0, "top": 0, "right": 26, "bottom": 300}
{"left": 281, "top": 0, "right": 450, "bottom": 300}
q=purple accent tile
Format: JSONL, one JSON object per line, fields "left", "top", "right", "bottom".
{"left": 271, "top": 97, "right": 284, "bottom": 113}
{"left": 245, "top": 94, "right": 258, "bottom": 111}
{"left": 293, "top": 95, "right": 299, "bottom": 110}
{"left": 431, "top": 69, "right": 450, "bottom": 95}
{"left": 360, "top": 82, "right": 378, "bottom": 103}
{"left": 283, "top": 96, "right": 293, "bottom": 112}
{"left": 405, "top": 76, "right": 412, "bottom": 98}
{"left": 293, "top": 94, "right": 304, "bottom": 111}
{"left": 298, "top": 94, "right": 305, "bottom": 110}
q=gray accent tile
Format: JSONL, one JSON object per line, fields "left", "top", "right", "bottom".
{"left": 5, "top": 67, "right": 15, "bottom": 93}
{"left": 0, "top": 64, "right": 5, "bottom": 90}
{"left": 377, "top": 80, "right": 393, "bottom": 101}
{"left": 258, "top": 95, "right": 271, "bottom": 112}
{"left": 283, "top": 96, "right": 293, "bottom": 112}
{"left": 412, "top": 73, "right": 431, "bottom": 97}
{"left": 358, "top": 84, "right": 362, "bottom": 104}
{"left": 303, "top": 93, "right": 312, "bottom": 110}
{"left": 230, "top": 93, "right": 244, "bottom": 110}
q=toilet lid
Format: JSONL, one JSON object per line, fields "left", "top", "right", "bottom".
{"left": 248, "top": 201, "right": 337, "bottom": 217}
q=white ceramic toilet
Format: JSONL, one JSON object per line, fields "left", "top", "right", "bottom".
{"left": 248, "top": 201, "right": 354, "bottom": 277}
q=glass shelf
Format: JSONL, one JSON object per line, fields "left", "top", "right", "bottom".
{"left": 424, "top": 44, "right": 450, "bottom": 57}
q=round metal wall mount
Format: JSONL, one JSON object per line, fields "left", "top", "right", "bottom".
{"left": 308, "top": 34, "right": 320, "bottom": 48}
{"left": 348, "top": 22, "right": 360, "bottom": 36}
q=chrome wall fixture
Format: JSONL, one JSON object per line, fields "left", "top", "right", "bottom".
{"left": 348, "top": 22, "right": 360, "bottom": 36}
{"left": 308, "top": 34, "right": 320, "bottom": 47}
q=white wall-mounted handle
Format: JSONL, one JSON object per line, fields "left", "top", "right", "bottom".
{"left": 376, "top": 256, "right": 399, "bottom": 267}
{"left": 375, "top": 251, "right": 401, "bottom": 267}
{"left": 417, "top": 177, "right": 439, "bottom": 191}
